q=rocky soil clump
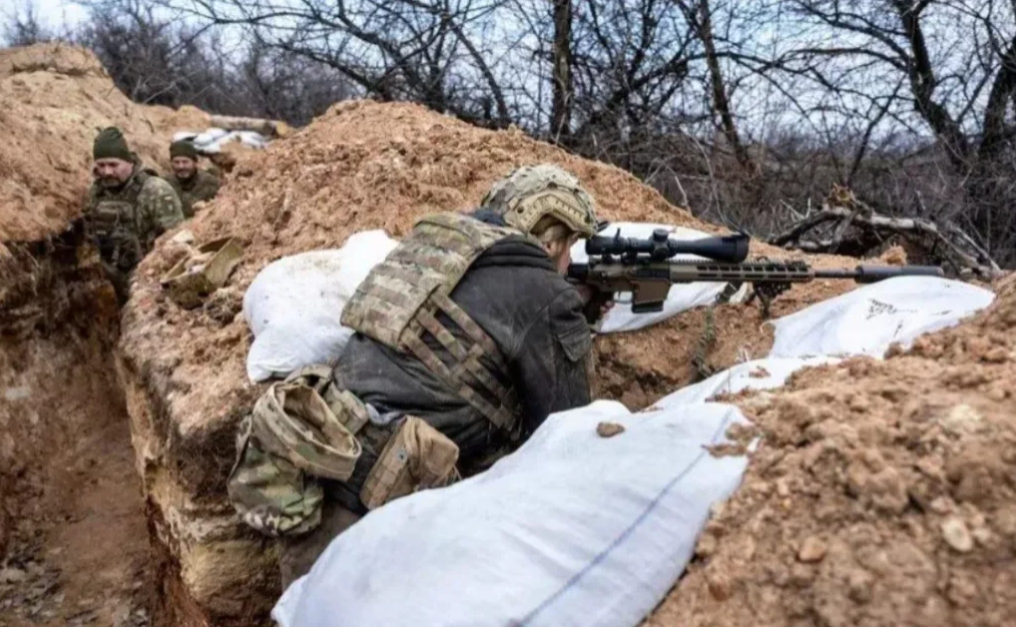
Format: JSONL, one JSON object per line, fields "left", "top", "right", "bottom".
{"left": 647, "top": 279, "right": 1016, "bottom": 627}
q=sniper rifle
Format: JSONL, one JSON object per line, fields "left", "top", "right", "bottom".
{"left": 567, "top": 228, "right": 944, "bottom": 320}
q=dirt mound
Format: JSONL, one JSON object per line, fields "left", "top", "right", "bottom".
{"left": 0, "top": 43, "right": 209, "bottom": 243}
{"left": 647, "top": 281, "right": 1016, "bottom": 627}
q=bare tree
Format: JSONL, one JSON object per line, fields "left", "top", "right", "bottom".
{"left": 18, "top": 0, "right": 1014, "bottom": 264}
{"left": 2, "top": 2, "right": 54, "bottom": 47}
{"left": 150, "top": 0, "right": 514, "bottom": 127}
{"left": 550, "top": 0, "right": 573, "bottom": 140}
{"left": 772, "top": 0, "right": 1016, "bottom": 260}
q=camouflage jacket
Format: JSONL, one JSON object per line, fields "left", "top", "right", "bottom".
{"left": 169, "top": 170, "right": 221, "bottom": 218}
{"left": 332, "top": 232, "right": 592, "bottom": 511}
{"left": 84, "top": 165, "right": 185, "bottom": 272}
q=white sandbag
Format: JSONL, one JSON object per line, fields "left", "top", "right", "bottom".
{"left": 654, "top": 356, "right": 839, "bottom": 408}
{"left": 572, "top": 222, "right": 748, "bottom": 333}
{"left": 201, "top": 130, "right": 270, "bottom": 152}
{"left": 189, "top": 127, "right": 230, "bottom": 146}
{"left": 243, "top": 230, "right": 398, "bottom": 382}
{"left": 273, "top": 401, "right": 749, "bottom": 627}
{"left": 173, "top": 128, "right": 270, "bottom": 153}
{"left": 769, "top": 276, "right": 994, "bottom": 359}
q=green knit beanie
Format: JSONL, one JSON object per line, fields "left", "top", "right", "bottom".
{"left": 93, "top": 126, "right": 132, "bottom": 162}
{"left": 170, "top": 139, "right": 199, "bottom": 160}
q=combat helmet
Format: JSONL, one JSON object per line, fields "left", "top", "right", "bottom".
{"left": 481, "top": 164, "right": 599, "bottom": 238}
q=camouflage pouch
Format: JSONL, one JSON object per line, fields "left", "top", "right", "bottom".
{"left": 228, "top": 381, "right": 364, "bottom": 537}
{"left": 360, "top": 416, "right": 460, "bottom": 510}
{"left": 284, "top": 365, "right": 371, "bottom": 436}
{"left": 226, "top": 414, "right": 324, "bottom": 537}
{"left": 250, "top": 382, "right": 363, "bottom": 482}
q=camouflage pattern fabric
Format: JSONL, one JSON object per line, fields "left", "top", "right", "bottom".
{"left": 285, "top": 365, "right": 371, "bottom": 436}
{"left": 170, "top": 169, "right": 221, "bottom": 218}
{"left": 84, "top": 166, "right": 184, "bottom": 273}
{"left": 227, "top": 414, "right": 324, "bottom": 537}
{"left": 250, "top": 382, "right": 362, "bottom": 482}
{"left": 228, "top": 381, "right": 365, "bottom": 537}
{"left": 342, "top": 212, "right": 527, "bottom": 434}
{"left": 342, "top": 213, "right": 525, "bottom": 348}
{"left": 480, "top": 164, "right": 599, "bottom": 237}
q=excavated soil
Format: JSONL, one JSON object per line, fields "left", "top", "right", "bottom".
{"left": 128, "top": 98, "right": 882, "bottom": 422}
{"left": 0, "top": 41, "right": 938, "bottom": 627}
{"left": 646, "top": 279, "right": 1016, "bottom": 627}
{"left": 0, "top": 44, "right": 209, "bottom": 627}
{"left": 0, "top": 236, "right": 153, "bottom": 627}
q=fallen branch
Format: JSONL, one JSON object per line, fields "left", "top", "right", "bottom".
{"left": 769, "top": 186, "right": 1001, "bottom": 280}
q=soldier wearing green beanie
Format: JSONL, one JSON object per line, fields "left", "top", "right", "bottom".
{"left": 168, "top": 138, "right": 221, "bottom": 218}
{"left": 83, "top": 126, "right": 185, "bottom": 304}
{"left": 93, "top": 126, "right": 134, "bottom": 162}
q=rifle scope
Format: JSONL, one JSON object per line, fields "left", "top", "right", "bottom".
{"left": 586, "top": 228, "right": 750, "bottom": 263}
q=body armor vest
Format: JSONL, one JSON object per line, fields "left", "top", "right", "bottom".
{"left": 342, "top": 213, "right": 530, "bottom": 436}
{"left": 87, "top": 168, "right": 153, "bottom": 271}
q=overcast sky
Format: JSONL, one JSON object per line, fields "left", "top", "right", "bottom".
{"left": 10, "top": 0, "right": 88, "bottom": 34}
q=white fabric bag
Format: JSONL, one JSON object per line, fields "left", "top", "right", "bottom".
{"left": 243, "top": 230, "right": 398, "bottom": 382}
{"left": 273, "top": 401, "right": 749, "bottom": 627}
{"left": 769, "top": 276, "right": 994, "bottom": 359}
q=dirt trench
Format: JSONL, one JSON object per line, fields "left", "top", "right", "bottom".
{"left": 0, "top": 233, "right": 153, "bottom": 627}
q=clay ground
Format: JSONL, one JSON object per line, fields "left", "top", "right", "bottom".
{"left": 0, "top": 419, "right": 151, "bottom": 627}
{"left": 0, "top": 329, "right": 152, "bottom": 627}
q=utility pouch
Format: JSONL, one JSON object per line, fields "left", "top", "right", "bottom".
{"left": 360, "top": 416, "right": 460, "bottom": 510}
{"left": 226, "top": 414, "right": 324, "bottom": 537}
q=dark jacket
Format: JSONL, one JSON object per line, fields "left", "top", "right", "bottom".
{"left": 331, "top": 233, "right": 592, "bottom": 510}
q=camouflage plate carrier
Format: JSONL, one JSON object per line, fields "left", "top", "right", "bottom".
{"left": 228, "top": 213, "right": 531, "bottom": 537}
{"left": 342, "top": 212, "right": 532, "bottom": 439}
{"left": 85, "top": 167, "right": 181, "bottom": 272}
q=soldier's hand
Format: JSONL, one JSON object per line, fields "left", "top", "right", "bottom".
{"left": 574, "top": 285, "right": 615, "bottom": 323}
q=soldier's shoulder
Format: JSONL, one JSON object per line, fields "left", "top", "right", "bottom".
{"left": 141, "top": 175, "right": 179, "bottom": 197}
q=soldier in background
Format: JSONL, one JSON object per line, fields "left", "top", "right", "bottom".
{"left": 83, "top": 126, "right": 184, "bottom": 304}
{"left": 168, "top": 139, "right": 221, "bottom": 218}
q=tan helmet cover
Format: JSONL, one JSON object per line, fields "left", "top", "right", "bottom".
{"left": 481, "top": 164, "right": 598, "bottom": 237}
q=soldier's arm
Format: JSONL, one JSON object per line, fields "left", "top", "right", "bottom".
{"left": 510, "top": 286, "right": 593, "bottom": 437}
{"left": 138, "top": 177, "right": 185, "bottom": 238}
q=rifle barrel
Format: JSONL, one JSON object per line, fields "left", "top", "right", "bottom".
{"left": 814, "top": 265, "right": 944, "bottom": 283}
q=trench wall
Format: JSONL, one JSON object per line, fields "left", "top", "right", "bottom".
{"left": 0, "top": 232, "right": 122, "bottom": 558}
